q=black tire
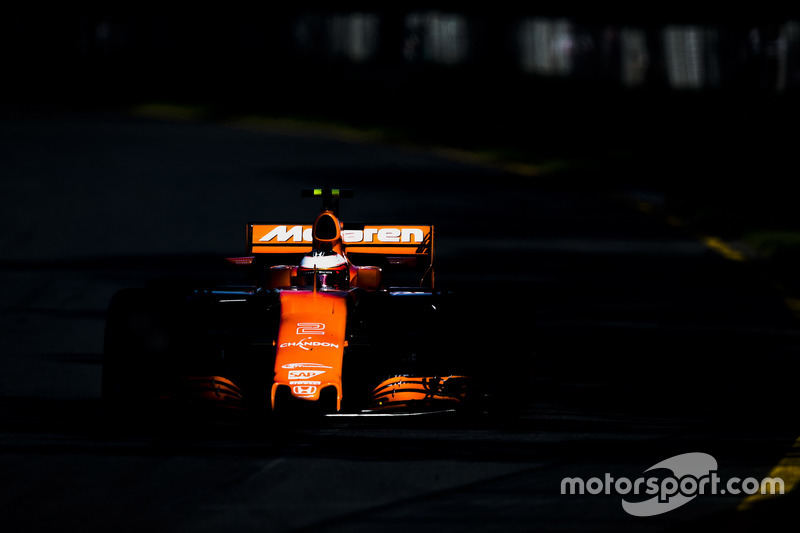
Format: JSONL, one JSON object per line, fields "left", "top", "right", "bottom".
{"left": 434, "top": 289, "right": 537, "bottom": 423}
{"left": 101, "top": 287, "right": 175, "bottom": 409}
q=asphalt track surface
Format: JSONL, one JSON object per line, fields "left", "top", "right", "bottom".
{"left": 2, "top": 106, "right": 800, "bottom": 532}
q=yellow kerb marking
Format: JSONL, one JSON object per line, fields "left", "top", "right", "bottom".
{"left": 628, "top": 191, "right": 798, "bottom": 514}
{"left": 701, "top": 236, "right": 746, "bottom": 262}
{"left": 738, "top": 436, "right": 800, "bottom": 511}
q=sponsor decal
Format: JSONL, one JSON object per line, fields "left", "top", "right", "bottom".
{"left": 279, "top": 338, "right": 339, "bottom": 351}
{"left": 289, "top": 380, "right": 322, "bottom": 385}
{"left": 341, "top": 227, "right": 424, "bottom": 244}
{"left": 257, "top": 225, "right": 426, "bottom": 244}
{"left": 288, "top": 370, "right": 326, "bottom": 379}
{"left": 259, "top": 226, "right": 313, "bottom": 243}
{"left": 281, "top": 363, "right": 332, "bottom": 369}
{"left": 292, "top": 385, "right": 317, "bottom": 395}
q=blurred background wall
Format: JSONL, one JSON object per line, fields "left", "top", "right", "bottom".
{"left": 4, "top": 11, "right": 799, "bottom": 181}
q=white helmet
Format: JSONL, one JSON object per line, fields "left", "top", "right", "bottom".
{"left": 297, "top": 251, "right": 349, "bottom": 290}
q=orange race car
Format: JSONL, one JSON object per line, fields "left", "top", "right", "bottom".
{"left": 101, "top": 188, "right": 532, "bottom": 421}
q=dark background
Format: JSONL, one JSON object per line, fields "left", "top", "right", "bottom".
{"left": 5, "top": 12, "right": 799, "bottom": 154}
{"left": 5, "top": 11, "right": 800, "bottom": 235}
{"left": 3, "top": 10, "right": 800, "bottom": 532}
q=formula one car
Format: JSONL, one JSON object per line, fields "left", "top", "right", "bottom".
{"left": 102, "top": 188, "right": 531, "bottom": 420}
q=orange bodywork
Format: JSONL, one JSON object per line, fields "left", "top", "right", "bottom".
{"left": 248, "top": 223, "right": 433, "bottom": 256}
{"left": 183, "top": 375, "right": 245, "bottom": 409}
{"left": 369, "top": 375, "right": 472, "bottom": 411}
{"left": 258, "top": 202, "right": 441, "bottom": 413}
{"left": 271, "top": 290, "right": 348, "bottom": 410}
{"left": 268, "top": 210, "right": 351, "bottom": 411}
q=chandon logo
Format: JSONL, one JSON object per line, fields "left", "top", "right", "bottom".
{"left": 279, "top": 337, "right": 339, "bottom": 351}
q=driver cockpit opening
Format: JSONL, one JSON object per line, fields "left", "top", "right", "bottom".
{"left": 296, "top": 252, "right": 350, "bottom": 290}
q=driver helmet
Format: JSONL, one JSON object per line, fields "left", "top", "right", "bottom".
{"left": 298, "top": 251, "right": 349, "bottom": 290}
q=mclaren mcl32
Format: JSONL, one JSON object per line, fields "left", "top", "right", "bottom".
{"left": 101, "top": 188, "right": 534, "bottom": 421}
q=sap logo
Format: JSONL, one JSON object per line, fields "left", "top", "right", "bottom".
{"left": 292, "top": 385, "right": 317, "bottom": 395}
{"left": 288, "top": 370, "right": 326, "bottom": 379}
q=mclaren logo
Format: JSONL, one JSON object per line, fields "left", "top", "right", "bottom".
{"left": 279, "top": 337, "right": 340, "bottom": 351}
{"left": 260, "top": 226, "right": 313, "bottom": 243}
{"left": 259, "top": 225, "right": 425, "bottom": 243}
{"left": 343, "top": 227, "right": 424, "bottom": 244}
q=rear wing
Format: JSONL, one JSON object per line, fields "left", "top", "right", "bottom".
{"left": 246, "top": 223, "right": 434, "bottom": 288}
{"left": 247, "top": 224, "right": 433, "bottom": 256}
